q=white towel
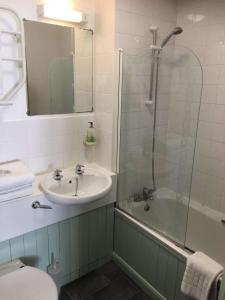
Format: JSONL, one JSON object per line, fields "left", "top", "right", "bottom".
{"left": 0, "top": 185, "right": 33, "bottom": 202}
{"left": 181, "top": 252, "right": 223, "bottom": 300}
{"left": 0, "top": 160, "right": 34, "bottom": 193}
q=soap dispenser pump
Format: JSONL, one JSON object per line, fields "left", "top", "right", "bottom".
{"left": 86, "top": 122, "right": 96, "bottom": 144}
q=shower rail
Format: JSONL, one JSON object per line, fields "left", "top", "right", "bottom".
{"left": 116, "top": 48, "right": 123, "bottom": 172}
{"left": 146, "top": 26, "right": 157, "bottom": 105}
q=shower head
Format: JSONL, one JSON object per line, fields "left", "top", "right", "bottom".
{"left": 160, "top": 26, "right": 183, "bottom": 48}
{"left": 173, "top": 27, "right": 183, "bottom": 35}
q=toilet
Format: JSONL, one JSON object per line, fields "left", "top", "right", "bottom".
{"left": 0, "top": 259, "right": 58, "bottom": 300}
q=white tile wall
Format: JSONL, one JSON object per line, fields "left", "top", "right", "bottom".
{"left": 115, "top": 0, "right": 178, "bottom": 201}
{"left": 115, "top": 0, "right": 225, "bottom": 214}
{"left": 115, "top": 0, "right": 178, "bottom": 50}
{"left": 3, "top": 0, "right": 225, "bottom": 212}
{"left": 0, "top": 114, "right": 94, "bottom": 173}
{"left": 75, "top": 28, "right": 93, "bottom": 112}
{"left": 0, "top": 0, "right": 95, "bottom": 174}
{"left": 94, "top": 0, "right": 116, "bottom": 170}
{"left": 177, "top": 0, "right": 225, "bottom": 213}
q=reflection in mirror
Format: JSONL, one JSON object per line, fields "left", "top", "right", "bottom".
{"left": 75, "top": 28, "right": 93, "bottom": 113}
{"left": 24, "top": 20, "right": 93, "bottom": 115}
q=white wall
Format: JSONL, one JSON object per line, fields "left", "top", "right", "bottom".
{"left": 177, "top": 0, "right": 225, "bottom": 214}
{"left": 2, "top": 0, "right": 225, "bottom": 213}
{"left": 115, "top": 0, "right": 177, "bottom": 200}
{"left": 94, "top": 0, "right": 116, "bottom": 170}
{"left": 115, "top": 0, "right": 225, "bottom": 212}
{"left": 0, "top": 0, "right": 94, "bottom": 174}
{"left": 115, "top": 0, "right": 177, "bottom": 50}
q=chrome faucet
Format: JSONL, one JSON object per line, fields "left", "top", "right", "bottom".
{"left": 53, "top": 169, "right": 63, "bottom": 181}
{"left": 75, "top": 164, "right": 84, "bottom": 175}
{"left": 143, "top": 187, "right": 155, "bottom": 201}
{"left": 143, "top": 187, "right": 155, "bottom": 212}
{"left": 132, "top": 187, "right": 155, "bottom": 202}
{"left": 74, "top": 177, "right": 79, "bottom": 196}
{"left": 131, "top": 187, "right": 155, "bottom": 211}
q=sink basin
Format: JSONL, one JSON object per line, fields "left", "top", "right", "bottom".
{"left": 40, "top": 166, "right": 112, "bottom": 205}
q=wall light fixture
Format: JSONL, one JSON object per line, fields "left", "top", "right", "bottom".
{"left": 37, "top": 5, "right": 87, "bottom": 24}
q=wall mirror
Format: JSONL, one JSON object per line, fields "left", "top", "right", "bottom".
{"left": 24, "top": 20, "right": 93, "bottom": 115}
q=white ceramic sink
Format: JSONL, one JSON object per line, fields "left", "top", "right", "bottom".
{"left": 40, "top": 166, "right": 112, "bottom": 205}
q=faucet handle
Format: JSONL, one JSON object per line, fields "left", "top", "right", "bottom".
{"left": 143, "top": 187, "right": 155, "bottom": 201}
{"left": 54, "top": 169, "right": 62, "bottom": 175}
{"left": 53, "top": 169, "right": 63, "bottom": 180}
{"left": 75, "top": 164, "right": 85, "bottom": 175}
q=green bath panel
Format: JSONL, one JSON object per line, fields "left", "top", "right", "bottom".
{"left": 0, "top": 204, "right": 114, "bottom": 288}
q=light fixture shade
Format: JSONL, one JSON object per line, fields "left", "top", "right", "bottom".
{"left": 37, "top": 5, "right": 87, "bottom": 24}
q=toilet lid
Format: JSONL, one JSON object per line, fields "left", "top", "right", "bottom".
{"left": 0, "top": 266, "right": 58, "bottom": 300}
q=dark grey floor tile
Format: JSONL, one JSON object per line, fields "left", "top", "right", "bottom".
{"left": 59, "top": 290, "right": 71, "bottom": 300}
{"left": 92, "top": 275, "right": 139, "bottom": 300}
{"left": 62, "top": 270, "right": 110, "bottom": 300}
{"left": 129, "top": 291, "right": 152, "bottom": 300}
{"left": 100, "top": 261, "right": 124, "bottom": 281}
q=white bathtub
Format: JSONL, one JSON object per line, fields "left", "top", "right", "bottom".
{"left": 119, "top": 188, "right": 225, "bottom": 265}
{"left": 186, "top": 201, "right": 225, "bottom": 266}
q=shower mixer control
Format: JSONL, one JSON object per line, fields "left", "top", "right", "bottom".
{"left": 143, "top": 187, "right": 155, "bottom": 201}
{"left": 131, "top": 188, "right": 155, "bottom": 203}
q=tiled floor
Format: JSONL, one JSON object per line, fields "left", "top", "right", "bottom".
{"left": 59, "top": 261, "right": 152, "bottom": 300}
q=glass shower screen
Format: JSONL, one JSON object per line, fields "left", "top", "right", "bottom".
{"left": 117, "top": 46, "right": 203, "bottom": 246}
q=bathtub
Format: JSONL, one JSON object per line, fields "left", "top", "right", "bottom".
{"left": 119, "top": 187, "right": 225, "bottom": 266}
{"left": 186, "top": 201, "right": 225, "bottom": 266}
{"left": 114, "top": 206, "right": 225, "bottom": 300}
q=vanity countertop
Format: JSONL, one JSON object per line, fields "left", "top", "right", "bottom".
{"left": 0, "top": 163, "right": 117, "bottom": 243}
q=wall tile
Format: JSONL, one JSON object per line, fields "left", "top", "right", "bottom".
{"left": 176, "top": 0, "right": 225, "bottom": 243}
{"left": 0, "top": 0, "right": 96, "bottom": 173}
{"left": 0, "top": 114, "right": 94, "bottom": 173}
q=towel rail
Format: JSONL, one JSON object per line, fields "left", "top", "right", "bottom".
{"left": 0, "top": 6, "right": 26, "bottom": 105}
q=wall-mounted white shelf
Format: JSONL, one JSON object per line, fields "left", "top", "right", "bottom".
{"left": 0, "top": 6, "right": 26, "bottom": 106}
{"left": 1, "top": 30, "right": 21, "bottom": 35}
{"left": 2, "top": 57, "right": 23, "bottom": 64}
{"left": 1, "top": 30, "right": 22, "bottom": 42}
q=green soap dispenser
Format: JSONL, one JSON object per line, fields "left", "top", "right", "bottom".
{"left": 86, "top": 122, "right": 96, "bottom": 144}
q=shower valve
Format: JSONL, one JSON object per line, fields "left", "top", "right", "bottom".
{"left": 143, "top": 187, "right": 155, "bottom": 201}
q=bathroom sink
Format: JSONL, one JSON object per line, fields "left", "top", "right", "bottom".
{"left": 40, "top": 166, "right": 112, "bottom": 205}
